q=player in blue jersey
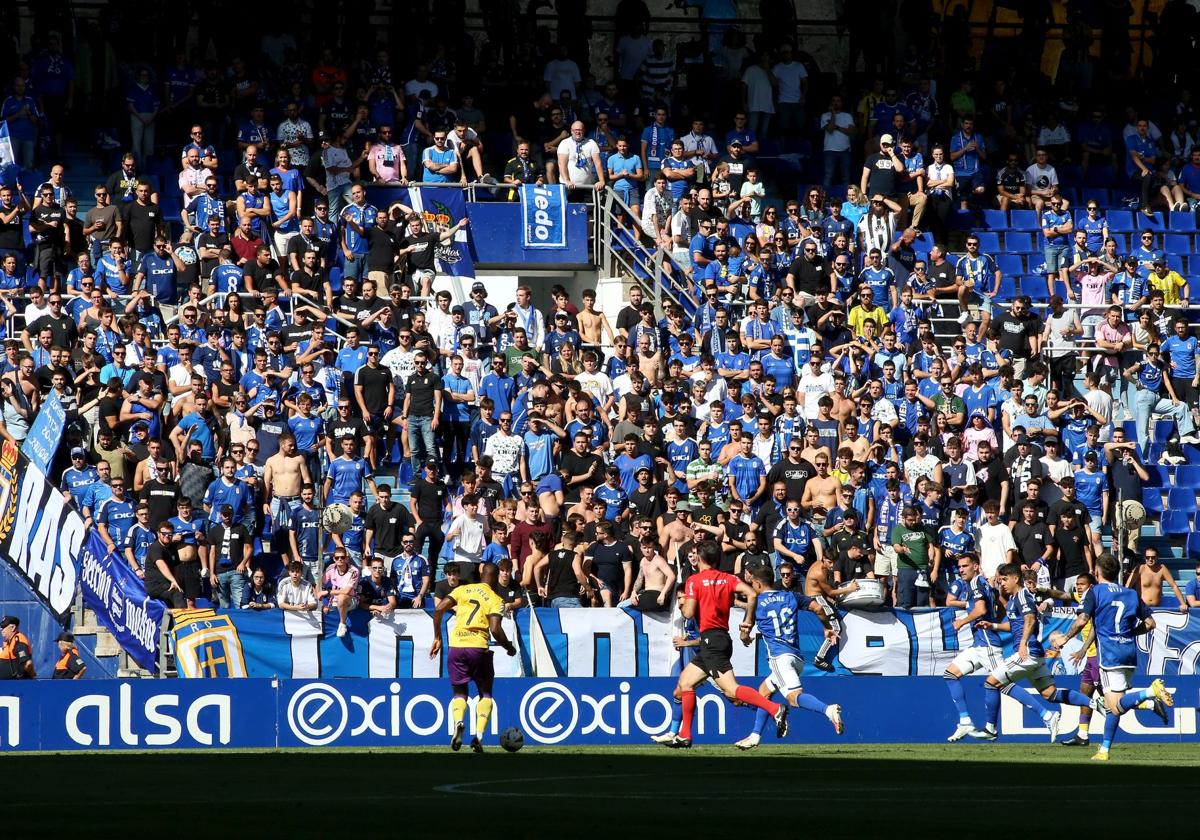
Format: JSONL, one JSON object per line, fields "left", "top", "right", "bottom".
{"left": 734, "top": 566, "right": 843, "bottom": 750}
{"left": 1053, "top": 553, "right": 1174, "bottom": 760}
{"left": 942, "top": 554, "right": 1006, "bottom": 741}
{"left": 969, "top": 564, "right": 1093, "bottom": 742}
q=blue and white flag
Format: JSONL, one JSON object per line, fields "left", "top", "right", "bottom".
{"left": 22, "top": 390, "right": 64, "bottom": 475}
{"left": 520, "top": 183, "right": 567, "bottom": 249}
{"left": 404, "top": 186, "right": 475, "bottom": 277}
{"left": 78, "top": 530, "right": 167, "bottom": 673}
{"left": 0, "top": 122, "right": 16, "bottom": 188}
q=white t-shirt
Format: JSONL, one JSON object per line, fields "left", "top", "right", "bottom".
{"left": 484, "top": 432, "right": 523, "bottom": 476}
{"left": 820, "top": 111, "right": 855, "bottom": 152}
{"left": 1024, "top": 163, "right": 1059, "bottom": 192}
{"left": 976, "top": 522, "right": 1017, "bottom": 579}
{"left": 742, "top": 65, "right": 775, "bottom": 114}
{"left": 772, "top": 61, "right": 808, "bottom": 104}
{"left": 557, "top": 137, "right": 601, "bottom": 186}
{"left": 544, "top": 59, "right": 582, "bottom": 100}
{"left": 451, "top": 512, "right": 488, "bottom": 562}
{"left": 797, "top": 369, "right": 834, "bottom": 419}
{"left": 575, "top": 371, "right": 613, "bottom": 405}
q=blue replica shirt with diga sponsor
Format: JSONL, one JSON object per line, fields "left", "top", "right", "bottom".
{"left": 342, "top": 203, "right": 376, "bottom": 254}
{"left": 203, "top": 478, "right": 251, "bottom": 522}
{"left": 666, "top": 438, "right": 698, "bottom": 492}
{"left": 124, "top": 523, "right": 156, "bottom": 570}
{"left": 169, "top": 515, "right": 204, "bottom": 547}
{"left": 97, "top": 497, "right": 136, "bottom": 548}
{"left": 325, "top": 456, "right": 372, "bottom": 506}
{"left": 1007, "top": 588, "right": 1045, "bottom": 658}
{"left": 772, "top": 518, "right": 815, "bottom": 563}
{"left": 754, "top": 589, "right": 817, "bottom": 659}
{"left": 727, "top": 453, "right": 766, "bottom": 502}
{"left": 1073, "top": 468, "right": 1106, "bottom": 516}
{"left": 593, "top": 483, "right": 628, "bottom": 521}
{"left": 391, "top": 553, "right": 430, "bottom": 599}
{"left": 61, "top": 465, "right": 99, "bottom": 508}
{"left": 1082, "top": 582, "right": 1152, "bottom": 669}
{"left": 290, "top": 505, "right": 320, "bottom": 560}
{"left": 937, "top": 525, "right": 976, "bottom": 562}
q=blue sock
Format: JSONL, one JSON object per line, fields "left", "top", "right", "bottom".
{"left": 1119, "top": 688, "right": 1152, "bottom": 712}
{"left": 945, "top": 676, "right": 971, "bottom": 723}
{"left": 1051, "top": 688, "right": 1093, "bottom": 708}
{"left": 984, "top": 685, "right": 1001, "bottom": 727}
{"left": 1102, "top": 709, "right": 1120, "bottom": 750}
{"left": 752, "top": 707, "right": 771, "bottom": 736}
{"left": 669, "top": 696, "right": 682, "bottom": 735}
{"left": 797, "top": 693, "right": 829, "bottom": 715}
{"left": 1004, "top": 685, "right": 1055, "bottom": 720}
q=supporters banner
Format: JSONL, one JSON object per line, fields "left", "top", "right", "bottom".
{"left": 520, "top": 184, "right": 567, "bottom": 249}
{"left": 171, "top": 604, "right": 1195, "bottom": 681}
{"left": 21, "top": 389, "right": 64, "bottom": 475}
{"left": 2, "top": 675, "right": 1196, "bottom": 751}
{"left": 77, "top": 530, "right": 167, "bottom": 673}
{"left": 0, "top": 440, "right": 81, "bottom": 622}
{"left": 405, "top": 186, "right": 475, "bottom": 277}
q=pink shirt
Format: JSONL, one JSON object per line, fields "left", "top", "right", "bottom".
{"left": 369, "top": 144, "right": 406, "bottom": 183}
{"left": 1077, "top": 270, "right": 1112, "bottom": 317}
{"left": 1094, "top": 321, "right": 1130, "bottom": 367}
{"left": 323, "top": 564, "right": 360, "bottom": 595}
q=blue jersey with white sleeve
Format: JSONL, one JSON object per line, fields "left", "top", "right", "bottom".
{"left": 1082, "top": 582, "right": 1151, "bottom": 669}
{"left": 754, "top": 589, "right": 816, "bottom": 659}
{"left": 966, "top": 576, "right": 1003, "bottom": 648}
{"left": 1007, "top": 588, "right": 1045, "bottom": 658}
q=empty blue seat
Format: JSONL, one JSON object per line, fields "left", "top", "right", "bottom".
{"left": 1009, "top": 209, "right": 1039, "bottom": 231}
{"left": 1188, "top": 532, "right": 1200, "bottom": 559}
{"left": 975, "top": 232, "right": 1001, "bottom": 253}
{"left": 1080, "top": 188, "right": 1110, "bottom": 207}
{"left": 1145, "top": 463, "right": 1168, "bottom": 487}
{"left": 996, "top": 254, "right": 1022, "bottom": 276}
{"left": 1025, "top": 281, "right": 1050, "bottom": 302}
{"left": 1167, "top": 254, "right": 1185, "bottom": 274}
{"left": 1169, "top": 211, "right": 1198, "bottom": 232}
{"left": 982, "top": 209, "right": 1009, "bottom": 230}
{"left": 1109, "top": 233, "right": 1129, "bottom": 253}
{"left": 1005, "top": 231, "right": 1035, "bottom": 253}
{"left": 1084, "top": 168, "right": 1116, "bottom": 187}
{"left": 1142, "top": 487, "right": 1164, "bottom": 516}
{"left": 1161, "top": 509, "right": 1193, "bottom": 536}
{"left": 1154, "top": 420, "right": 1177, "bottom": 443}
{"left": 1176, "top": 465, "right": 1200, "bottom": 489}
{"left": 1138, "top": 211, "right": 1166, "bottom": 231}
{"left": 1167, "top": 488, "right": 1198, "bottom": 512}
{"left": 1107, "top": 210, "right": 1135, "bottom": 232}
{"left": 996, "top": 275, "right": 1017, "bottom": 299}
{"left": 1165, "top": 233, "right": 1193, "bottom": 253}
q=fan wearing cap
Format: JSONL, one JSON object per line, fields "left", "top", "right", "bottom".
{"left": 859, "top": 134, "right": 904, "bottom": 216}
{"left": 62, "top": 446, "right": 100, "bottom": 509}
{"left": 461, "top": 281, "right": 498, "bottom": 347}
{"left": 1147, "top": 257, "right": 1189, "bottom": 307}
{"left": 53, "top": 632, "right": 86, "bottom": 679}
{"left": 0, "top": 616, "right": 34, "bottom": 679}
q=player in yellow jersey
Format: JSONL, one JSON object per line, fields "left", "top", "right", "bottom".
{"left": 430, "top": 562, "right": 516, "bottom": 752}
{"left": 1059, "top": 572, "right": 1167, "bottom": 746}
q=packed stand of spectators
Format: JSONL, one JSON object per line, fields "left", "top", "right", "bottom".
{"left": 1, "top": 6, "right": 1200, "bottom": 629}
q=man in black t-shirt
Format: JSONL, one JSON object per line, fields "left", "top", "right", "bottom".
{"left": 120, "top": 182, "right": 164, "bottom": 258}
{"left": 401, "top": 351, "right": 440, "bottom": 470}
{"left": 559, "top": 432, "right": 603, "bottom": 502}
{"left": 628, "top": 466, "right": 665, "bottom": 522}
{"left": 364, "top": 484, "right": 413, "bottom": 561}
{"left": 144, "top": 524, "right": 186, "bottom": 608}
{"left": 412, "top": 460, "right": 449, "bottom": 566}
{"left": 766, "top": 451, "right": 814, "bottom": 502}
{"left": 353, "top": 348, "right": 394, "bottom": 433}
{"left": 860, "top": 135, "right": 903, "bottom": 210}
{"left": 584, "top": 521, "right": 634, "bottom": 606}
{"left": 993, "top": 297, "right": 1041, "bottom": 377}
{"left": 207, "top": 505, "right": 252, "bottom": 608}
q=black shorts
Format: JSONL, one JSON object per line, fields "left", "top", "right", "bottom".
{"left": 693, "top": 628, "right": 734, "bottom": 679}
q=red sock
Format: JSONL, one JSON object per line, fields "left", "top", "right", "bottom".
{"left": 678, "top": 690, "right": 696, "bottom": 740}
{"left": 735, "top": 685, "right": 780, "bottom": 716}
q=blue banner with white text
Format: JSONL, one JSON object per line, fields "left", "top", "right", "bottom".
{"left": 405, "top": 186, "right": 474, "bottom": 277}
{"left": 170, "top": 603, "right": 1193, "bottom": 681}
{"left": 21, "top": 389, "right": 64, "bottom": 475}
{"left": 78, "top": 530, "right": 166, "bottom": 672}
{"left": 1, "top": 675, "right": 1196, "bottom": 751}
{"left": 520, "top": 184, "right": 567, "bottom": 249}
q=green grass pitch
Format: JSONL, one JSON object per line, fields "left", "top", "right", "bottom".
{"left": 12, "top": 743, "right": 1198, "bottom": 836}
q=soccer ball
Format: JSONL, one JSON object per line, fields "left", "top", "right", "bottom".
{"left": 321, "top": 502, "right": 353, "bottom": 535}
{"left": 500, "top": 727, "right": 525, "bottom": 752}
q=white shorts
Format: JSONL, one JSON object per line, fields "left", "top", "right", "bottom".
{"left": 990, "top": 653, "right": 1053, "bottom": 690}
{"left": 875, "top": 545, "right": 898, "bottom": 577}
{"left": 950, "top": 645, "right": 1004, "bottom": 677}
{"left": 766, "top": 652, "right": 805, "bottom": 695}
{"left": 1099, "top": 666, "right": 1134, "bottom": 694}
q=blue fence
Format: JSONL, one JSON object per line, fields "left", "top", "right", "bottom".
{"left": 1, "top": 676, "right": 1195, "bottom": 751}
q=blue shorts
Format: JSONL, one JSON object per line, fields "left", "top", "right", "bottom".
{"left": 1044, "top": 244, "right": 1069, "bottom": 273}
{"left": 614, "top": 186, "right": 638, "bottom": 207}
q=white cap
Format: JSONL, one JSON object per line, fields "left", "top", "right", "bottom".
{"left": 880, "top": 134, "right": 895, "bottom": 146}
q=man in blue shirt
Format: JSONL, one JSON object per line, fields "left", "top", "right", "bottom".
{"left": 340, "top": 183, "right": 376, "bottom": 282}
{"left": 0, "top": 76, "right": 39, "bottom": 169}
{"left": 606, "top": 137, "right": 644, "bottom": 213}
{"left": 204, "top": 458, "right": 252, "bottom": 524}
{"left": 523, "top": 413, "right": 566, "bottom": 483}
{"left": 1126, "top": 118, "right": 1161, "bottom": 216}
{"left": 640, "top": 107, "right": 674, "bottom": 184}
{"left": 1161, "top": 316, "right": 1200, "bottom": 406}
{"left": 726, "top": 433, "right": 767, "bottom": 514}
{"left": 323, "top": 436, "right": 376, "bottom": 506}
{"left": 1040, "top": 195, "right": 1073, "bottom": 295}
{"left": 613, "top": 435, "right": 653, "bottom": 497}
{"left": 421, "top": 130, "right": 459, "bottom": 183}
{"left": 135, "top": 237, "right": 181, "bottom": 307}
{"left": 948, "top": 116, "right": 987, "bottom": 209}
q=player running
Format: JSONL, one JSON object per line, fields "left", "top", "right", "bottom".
{"left": 969, "top": 564, "right": 1093, "bottom": 742}
{"left": 662, "top": 540, "right": 789, "bottom": 749}
{"left": 943, "top": 554, "right": 1007, "bottom": 742}
{"left": 734, "top": 566, "right": 844, "bottom": 750}
{"left": 429, "top": 564, "right": 517, "bottom": 753}
{"left": 1053, "top": 552, "right": 1174, "bottom": 760}
{"left": 804, "top": 551, "right": 858, "bottom": 671}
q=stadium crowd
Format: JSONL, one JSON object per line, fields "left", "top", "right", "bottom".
{"left": 0, "top": 6, "right": 1199, "bottom": 636}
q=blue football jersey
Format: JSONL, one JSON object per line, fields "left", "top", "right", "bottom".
{"left": 755, "top": 589, "right": 816, "bottom": 659}
{"left": 1006, "top": 588, "right": 1045, "bottom": 658}
{"left": 967, "top": 576, "right": 1003, "bottom": 648}
{"left": 1082, "top": 582, "right": 1151, "bottom": 669}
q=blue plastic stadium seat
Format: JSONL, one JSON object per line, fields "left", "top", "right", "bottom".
{"left": 1025, "top": 282, "right": 1049, "bottom": 302}
{"left": 975, "top": 232, "right": 1000, "bottom": 253}
{"left": 996, "top": 253, "right": 1022, "bottom": 275}
{"left": 996, "top": 275, "right": 1017, "bottom": 299}
{"left": 1138, "top": 211, "right": 1166, "bottom": 231}
{"left": 1167, "top": 254, "right": 1185, "bottom": 274}
{"left": 1169, "top": 211, "right": 1198, "bottom": 232}
{"left": 1144, "top": 463, "right": 1167, "bottom": 487}
{"left": 1168, "top": 487, "right": 1199, "bottom": 511}
{"left": 1188, "top": 532, "right": 1200, "bottom": 559}
{"left": 1108, "top": 233, "right": 1128, "bottom": 254}
{"left": 1154, "top": 420, "right": 1177, "bottom": 443}
{"left": 1059, "top": 187, "right": 1079, "bottom": 206}
{"left": 1084, "top": 168, "right": 1115, "bottom": 188}
{"left": 1107, "top": 210, "right": 1135, "bottom": 232}
{"left": 982, "top": 209, "right": 1009, "bottom": 230}
{"left": 1004, "top": 231, "right": 1034, "bottom": 253}
{"left": 1080, "top": 188, "right": 1110, "bottom": 207}
{"left": 1141, "top": 487, "right": 1164, "bottom": 516}
{"left": 1176, "top": 465, "right": 1200, "bottom": 489}
{"left": 1165, "top": 233, "right": 1192, "bottom": 254}
{"left": 1161, "top": 509, "right": 1193, "bottom": 537}
{"left": 1009, "top": 209, "right": 1039, "bottom": 231}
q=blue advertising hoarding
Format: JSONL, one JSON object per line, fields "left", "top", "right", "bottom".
{"left": 0, "top": 676, "right": 1195, "bottom": 752}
